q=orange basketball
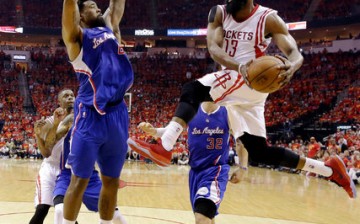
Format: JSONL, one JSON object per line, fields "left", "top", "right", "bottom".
{"left": 247, "top": 55, "right": 285, "bottom": 93}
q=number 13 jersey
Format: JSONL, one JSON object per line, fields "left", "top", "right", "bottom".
{"left": 219, "top": 4, "right": 277, "bottom": 66}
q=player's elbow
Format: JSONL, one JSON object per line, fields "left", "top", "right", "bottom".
{"left": 207, "top": 44, "right": 217, "bottom": 57}
{"left": 41, "top": 148, "right": 52, "bottom": 158}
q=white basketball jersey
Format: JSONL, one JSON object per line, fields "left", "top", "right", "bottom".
{"left": 219, "top": 4, "right": 277, "bottom": 67}
{"left": 41, "top": 116, "right": 64, "bottom": 165}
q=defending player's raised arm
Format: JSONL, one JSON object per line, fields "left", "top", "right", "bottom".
{"left": 106, "top": 0, "right": 126, "bottom": 43}
{"left": 56, "top": 113, "right": 74, "bottom": 141}
{"left": 265, "top": 13, "right": 304, "bottom": 86}
{"left": 44, "top": 108, "right": 66, "bottom": 154}
{"left": 62, "top": 0, "right": 82, "bottom": 61}
{"left": 207, "top": 6, "right": 240, "bottom": 72}
{"left": 34, "top": 119, "right": 53, "bottom": 158}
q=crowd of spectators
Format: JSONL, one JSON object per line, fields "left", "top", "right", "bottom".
{"left": 313, "top": 0, "right": 358, "bottom": 20}
{"left": 1, "top": 0, "right": 358, "bottom": 29}
{"left": 0, "top": 49, "right": 359, "bottom": 179}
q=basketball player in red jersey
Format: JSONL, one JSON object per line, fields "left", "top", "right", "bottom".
{"left": 128, "top": 0, "right": 357, "bottom": 198}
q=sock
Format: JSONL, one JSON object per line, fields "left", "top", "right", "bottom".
{"left": 302, "top": 158, "right": 333, "bottom": 177}
{"left": 161, "top": 121, "right": 183, "bottom": 151}
{"left": 112, "top": 208, "right": 127, "bottom": 224}
{"left": 54, "top": 203, "right": 64, "bottom": 224}
{"left": 154, "top": 127, "right": 166, "bottom": 138}
{"left": 99, "top": 219, "right": 112, "bottom": 224}
{"left": 63, "top": 219, "right": 76, "bottom": 224}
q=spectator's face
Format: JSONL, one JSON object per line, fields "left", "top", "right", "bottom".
{"left": 80, "top": 1, "right": 106, "bottom": 28}
{"left": 310, "top": 137, "right": 315, "bottom": 143}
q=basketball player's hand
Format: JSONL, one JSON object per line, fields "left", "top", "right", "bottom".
{"left": 53, "top": 107, "right": 66, "bottom": 126}
{"left": 34, "top": 119, "right": 46, "bottom": 135}
{"left": 238, "top": 60, "right": 253, "bottom": 87}
{"left": 275, "top": 55, "right": 293, "bottom": 87}
{"left": 229, "top": 167, "right": 248, "bottom": 184}
{"left": 138, "top": 122, "right": 157, "bottom": 136}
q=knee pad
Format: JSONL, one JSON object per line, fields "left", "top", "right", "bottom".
{"left": 53, "top": 195, "right": 64, "bottom": 206}
{"left": 175, "top": 81, "right": 212, "bottom": 123}
{"left": 194, "top": 198, "right": 217, "bottom": 219}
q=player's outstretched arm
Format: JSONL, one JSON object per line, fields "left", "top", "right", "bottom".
{"left": 107, "top": 0, "right": 126, "bottom": 43}
{"left": 62, "top": 0, "right": 82, "bottom": 61}
{"left": 266, "top": 13, "right": 304, "bottom": 87}
{"left": 207, "top": 6, "right": 240, "bottom": 72}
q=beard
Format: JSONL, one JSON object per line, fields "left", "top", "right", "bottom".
{"left": 225, "top": 0, "right": 248, "bottom": 17}
{"left": 88, "top": 16, "right": 106, "bottom": 28}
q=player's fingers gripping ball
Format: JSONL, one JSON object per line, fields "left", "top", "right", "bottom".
{"left": 244, "top": 55, "right": 287, "bottom": 93}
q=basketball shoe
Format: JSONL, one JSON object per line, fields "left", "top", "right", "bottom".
{"left": 325, "top": 155, "right": 357, "bottom": 198}
{"left": 127, "top": 138, "right": 172, "bottom": 167}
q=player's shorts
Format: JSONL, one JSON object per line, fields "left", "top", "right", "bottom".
{"left": 34, "top": 162, "right": 60, "bottom": 207}
{"left": 53, "top": 169, "right": 102, "bottom": 212}
{"left": 189, "top": 164, "right": 230, "bottom": 216}
{"left": 67, "top": 99, "right": 129, "bottom": 178}
{"left": 198, "top": 70, "right": 268, "bottom": 139}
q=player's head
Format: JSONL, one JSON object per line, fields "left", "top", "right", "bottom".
{"left": 78, "top": 0, "right": 106, "bottom": 28}
{"left": 225, "top": 0, "right": 248, "bottom": 17}
{"left": 58, "top": 89, "right": 75, "bottom": 111}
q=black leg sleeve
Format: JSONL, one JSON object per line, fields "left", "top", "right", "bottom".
{"left": 239, "top": 133, "right": 299, "bottom": 168}
{"left": 29, "top": 204, "right": 50, "bottom": 224}
{"left": 174, "top": 80, "right": 212, "bottom": 123}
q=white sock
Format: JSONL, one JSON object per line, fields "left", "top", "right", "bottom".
{"left": 99, "top": 219, "right": 112, "bottom": 224}
{"left": 302, "top": 158, "right": 333, "bottom": 177}
{"left": 112, "top": 208, "right": 127, "bottom": 224}
{"left": 154, "top": 127, "right": 166, "bottom": 138}
{"left": 63, "top": 219, "right": 76, "bottom": 224}
{"left": 161, "top": 121, "right": 183, "bottom": 151}
{"left": 54, "top": 203, "right": 64, "bottom": 224}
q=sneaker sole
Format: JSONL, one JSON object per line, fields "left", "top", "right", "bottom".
{"left": 127, "top": 139, "right": 169, "bottom": 167}
{"left": 334, "top": 155, "right": 357, "bottom": 198}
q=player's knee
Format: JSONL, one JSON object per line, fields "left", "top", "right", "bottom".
{"left": 101, "top": 175, "right": 119, "bottom": 189}
{"left": 180, "top": 81, "right": 211, "bottom": 106}
{"left": 68, "top": 176, "right": 89, "bottom": 194}
{"left": 53, "top": 195, "right": 64, "bottom": 206}
{"left": 194, "top": 198, "right": 216, "bottom": 220}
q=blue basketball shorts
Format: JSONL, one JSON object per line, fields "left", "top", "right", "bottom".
{"left": 189, "top": 164, "right": 230, "bottom": 216}
{"left": 53, "top": 169, "right": 102, "bottom": 212}
{"left": 67, "top": 99, "right": 129, "bottom": 178}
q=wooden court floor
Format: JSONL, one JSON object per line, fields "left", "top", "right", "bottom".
{"left": 0, "top": 159, "right": 359, "bottom": 224}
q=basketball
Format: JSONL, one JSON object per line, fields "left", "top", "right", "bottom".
{"left": 246, "top": 55, "right": 285, "bottom": 93}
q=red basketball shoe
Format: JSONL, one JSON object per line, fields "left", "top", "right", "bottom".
{"left": 325, "top": 155, "right": 357, "bottom": 198}
{"left": 127, "top": 138, "right": 172, "bottom": 167}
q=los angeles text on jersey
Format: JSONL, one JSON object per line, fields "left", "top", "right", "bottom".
{"left": 191, "top": 127, "right": 225, "bottom": 136}
{"left": 93, "top": 32, "right": 116, "bottom": 49}
{"left": 223, "top": 30, "right": 254, "bottom": 40}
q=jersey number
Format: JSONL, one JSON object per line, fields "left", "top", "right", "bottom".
{"left": 224, "top": 39, "right": 238, "bottom": 57}
{"left": 206, "top": 138, "right": 223, "bottom": 150}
